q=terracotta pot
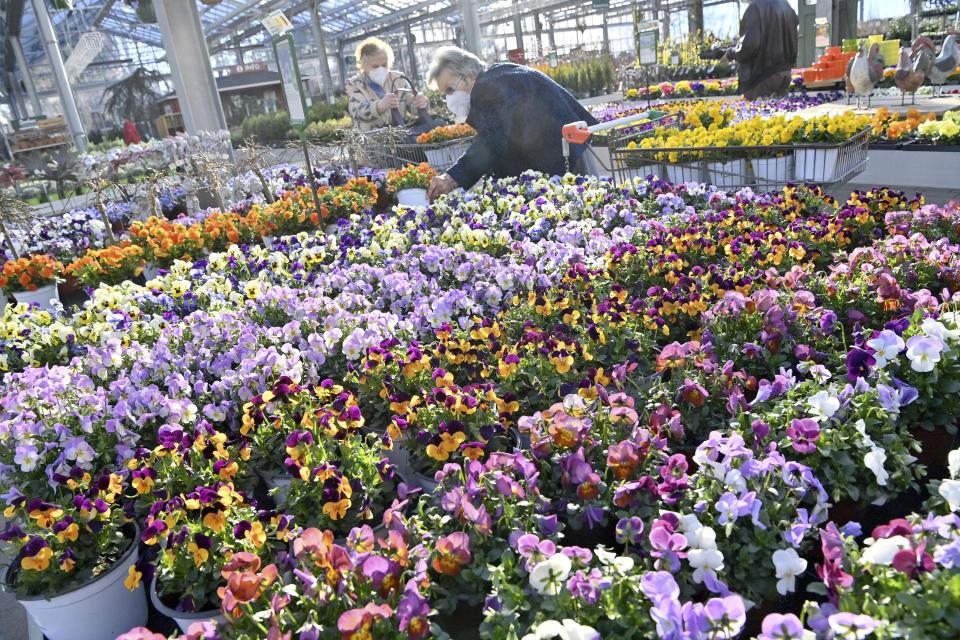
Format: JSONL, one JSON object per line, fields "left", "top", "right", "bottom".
{"left": 58, "top": 274, "right": 81, "bottom": 296}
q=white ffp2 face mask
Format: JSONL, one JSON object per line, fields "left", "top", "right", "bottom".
{"left": 446, "top": 90, "right": 471, "bottom": 123}
{"left": 368, "top": 66, "right": 389, "bottom": 86}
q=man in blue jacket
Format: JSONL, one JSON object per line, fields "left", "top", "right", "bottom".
{"left": 424, "top": 46, "right": 598, "bottom": 201}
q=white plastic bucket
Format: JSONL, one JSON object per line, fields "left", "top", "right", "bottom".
{"left": 150, "top": 578, "right": 225, "bottom": 633}
{"left": 794, "top": 148, "right": 839, "bottom": 183}
{"left": 664, "top": 163, "right": 702, "bottom": 185}
{"left": 752, "top": 155, "right": 794, "bottom": 188}
{"left": 4, "top": 526, "right": 147, "bottom": 640}
{"left": 141, "top": 262, "right": 161, "bottom": 282}
{"left": 397, "top": 189, "right": 430, "bottom": 209}
{"left": 706, "top": 158, "right": 747, "bottom": 189}
{"left": 11, "top": 283, "right": 59, "bottom": 312}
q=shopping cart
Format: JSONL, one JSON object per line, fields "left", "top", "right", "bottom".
{"left": 606, "top": 126, "right": 872, "bottom": 191}
{"left": 345, "top": 117, "right": 475, "bottom": 173}
{"left": 344, "top": 72, "right": 476, "bottom": 173}
{"left": 561, "top": 110, "right": 682, "bottom": 176}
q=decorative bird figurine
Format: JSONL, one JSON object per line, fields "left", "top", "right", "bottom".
{"left": 917, "top": 33, "right": 959, "bottom": 98}
{"left": 846, "top": 41, "right": 885, "bottom": 109}
{"left": 895, "top": 46, "right": 927, "bottom": 104}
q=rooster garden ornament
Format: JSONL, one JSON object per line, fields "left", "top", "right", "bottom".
{"left": 912, "top": 33, "right": 959, "bottom": 98}
{"left": 895, "top": 43, "right": 931, "bottom": 105}
{"left": 845, "top": 41, "right": 885, "bottom": 109}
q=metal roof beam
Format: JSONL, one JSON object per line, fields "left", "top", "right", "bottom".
{"left": 92, "top": 0, "right": 118, "bottom": 26}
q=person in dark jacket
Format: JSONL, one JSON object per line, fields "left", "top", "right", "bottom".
{"left": 424, "top": 46, "right": 598, "bottom": 201}
{"left": 722, "top": 0, "right": 799, "bottom": 99}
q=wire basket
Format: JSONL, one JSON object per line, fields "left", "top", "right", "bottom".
{"left": 564, "top": 111, "right": 685, "bottom": 177}
{"left": 344, "top": 127, "right": 475, "bottom": 172}
{"left": 610, "top": 126, "right": 872, "bottom": 190}
{"left": 412, "top": 136, "right": 475, "bottom": 172}
{"left": 343, "top": 127, "right": 428, "bottom": 170}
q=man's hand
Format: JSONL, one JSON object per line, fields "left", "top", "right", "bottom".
{"left": 413, "top": 93, "right": 429, "bottom": 110}
{"left": 427, "top": 174, "right": 457, "bottom": 201}
{"left": 377, "top": 93, "right": 400, "bottom": 113}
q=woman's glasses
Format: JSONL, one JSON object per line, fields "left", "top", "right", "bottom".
{"left": 444, "top": 75, "right": 465, "bottom": 96}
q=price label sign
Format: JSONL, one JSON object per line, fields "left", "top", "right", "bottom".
{"left": 634, "top": 17, "right": 660, "bottom": 67}
{"left": 272, "top": 34, "right": 308, "bottom": 127}
{"left": 261, "top": 10, "right": 293, "bottom": 37}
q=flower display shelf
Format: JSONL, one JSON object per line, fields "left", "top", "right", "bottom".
{"left": 611, "top": 127, "right": 872, "bottom": 190}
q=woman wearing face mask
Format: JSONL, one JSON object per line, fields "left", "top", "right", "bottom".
{"left": 424, "top": 46, "right": 598, "bottom": 202}
{"left": 345, "top": 37, "right": 429, "bottom": 132}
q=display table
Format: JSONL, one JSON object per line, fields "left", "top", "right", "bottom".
{"left": 855, "top": 146, "right": 960, "bottom": 190}
{"left": 790, "top": 93, "right": 960, "bottom": 119}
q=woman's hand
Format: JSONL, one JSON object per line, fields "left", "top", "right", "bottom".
{"left": 427, "top": 174, "right": 457, "bottom": 201}
{"left": 413, "top": 93, "right": 429, "bottom": 110}
{"left": 377, "top": 93, "right": 400, "bottom": 113}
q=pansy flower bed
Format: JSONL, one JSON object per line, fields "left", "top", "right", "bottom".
{"left": 3, "top": 166, "right": 960, "bottom": 640}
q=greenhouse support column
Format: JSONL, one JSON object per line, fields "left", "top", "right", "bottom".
{"left": 29, "top": 0, "right": 85, "bottom": 150}
{"left": 311, "top": 1, "right": 334, "bottom": 102}
{"left": 547, "top": 18, "right": 556, "bottom": 50}
{"left": 10, "top": 36, "right": 42, "bottom": 116}
{"left": 154, "top": 0, "right": 228, "bottom": 135}
{"left": 602, "top": 12, "right": 610, "bottom": 54}
{"left": 336, "top": 39, "right": 348, "bottom": 91}
{"left": 534, "top": 14, "right": 544, "bottom": 57}
{"left": 512, "top": 0, "right": 523, "bottom": 50}
{"left": 6, "top": 72, "right": 25, "bottom": 120}
{"left": 458, "top": 0, "right": 482, "bottom": 56}
{"left": 405, "top": 25, "right": 419, "bottom": 85}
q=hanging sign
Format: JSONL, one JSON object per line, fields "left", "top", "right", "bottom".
{"left": 261, "top": 9, "right": 294, "bottom": 37}
{"left": 635, "top": 18, "right": 660, "bottom": 67}
{"left": 272, "top": 34, "right": 308, "bottom": 127}
{"left": 64, "top": 31, "right": 105, "bottom": 82}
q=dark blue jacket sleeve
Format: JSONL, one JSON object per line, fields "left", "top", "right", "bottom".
{"left": 447, "top": 77, "right": 513, "bottom": 188}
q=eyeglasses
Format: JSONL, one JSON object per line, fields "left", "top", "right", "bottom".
{"left": 443, "top": 75, "right": 465, "bottom": 96}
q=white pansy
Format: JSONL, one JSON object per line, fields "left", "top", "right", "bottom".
{"left": 723, "top": 468, "right": 747, "bottom": 493}
{"left": 686, "top": 526, "right": 723, "bottom": 583}
{"left": 865, "top": 330, "right": 904, "bottom": 368}
{"left": 861, "top": 535, "right": 910, "bottom": 565}
{"left": 853, "top": 419, "right": 874, "bottom": 448}
{"left": 529, "top": 552, "right": 572, "bottom": 595}
{"left": 864, "top": 448, "right": 889, "bottom": 486}
{"left": 921, "top": 317, "right": 960, "bottom": 345}
{"left": 773, "top": 548, "right": 807, "bottom": 595}
{"left": 940, "top": 479, "right": 960, "bottom": 512}
{"left": 949, "top": 448, "right": 960, "bottom": 479}
{"left": 594, "top": 547, "right": 634, "bottom": 572}
{"left": 807, "top": 390, "right": 840, "bottom": 421}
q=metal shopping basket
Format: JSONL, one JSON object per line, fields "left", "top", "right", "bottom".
{"left": 561, "top": 110, "right": 684, "bottom": 177}
{"left": 346, "top": 126, "right": 475, "bottom": 173}
{"left": 607, "top": 126, "right": 872, "bottom": 191}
